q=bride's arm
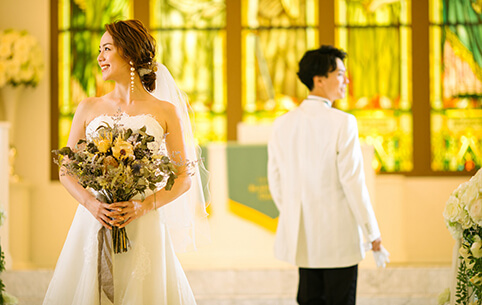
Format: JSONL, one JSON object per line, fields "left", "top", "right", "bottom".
{"left": 111, "top": 103, "right": 192, "bottom": 228}
{"left": 59, "top": 98, "right": 115, "bottom": 229}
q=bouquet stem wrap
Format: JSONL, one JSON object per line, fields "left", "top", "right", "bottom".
{"left": 97, "top": 226, "right": 114, "bottom": 303}
{"left": 96, "top": 189, "right": 132, "bottom": 304}
{"left": 96, "top": 189, "right": 131, "bottom": 254}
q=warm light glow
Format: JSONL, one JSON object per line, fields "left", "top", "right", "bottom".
{"left": 57, "top": 0, "right": 132, "bottom": 148}
{"left": 241, "top": 0, "right": 318, "bottom": 125}
{"left": 336, "top": 0, "right": 413, "bottom": 172}
{"left": 150, "top": 0, "right": 227, "bottom": 143}
{"left": 429, "top": 0, "right": 482, "bottom": 172}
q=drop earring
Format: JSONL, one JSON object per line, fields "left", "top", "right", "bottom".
{"left": 129, "top": 61, "right": 135, "bottom": 92}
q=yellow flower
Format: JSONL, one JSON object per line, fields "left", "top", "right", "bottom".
{"left": 93, "top": 131, "right": 112, "bottom": 153}
{"left": 112, "top": 138, "right": 134, "bottom": 161}
{"left": 96, "top": 139, "right": 111, "bottom": 153}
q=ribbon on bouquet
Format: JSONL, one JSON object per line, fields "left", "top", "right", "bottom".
{"left": 97, "top": 227, "right": 114, "bottom": 303}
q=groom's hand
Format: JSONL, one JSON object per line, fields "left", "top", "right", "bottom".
{"left": 371, "top": 238, "right": 382, "bottom": 252}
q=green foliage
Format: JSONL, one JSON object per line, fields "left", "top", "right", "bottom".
{"left": 456, "top": 260, "right": 469, "bottom": 304}
{"left": 70, "top": 0, "right": 130, "bottom": 95}
{"left": 0, "top": 242, "right": 5, "bottom": 305}
{"left": 455, "top": 226, "right": 482, "bottom": 304}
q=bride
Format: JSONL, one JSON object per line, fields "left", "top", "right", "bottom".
{"left": 43, "top": 19, "right": 209, "bottom": 304}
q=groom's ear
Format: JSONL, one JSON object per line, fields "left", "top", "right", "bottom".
{"left": 312, "top": 75, "right": 324, "bottom": 88}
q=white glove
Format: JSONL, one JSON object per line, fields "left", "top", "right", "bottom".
{"left": 372, "top": 245, "right": 390, "bottom": 268}
{"left": 363, "top": 242, "right": 390, "bottom": 268}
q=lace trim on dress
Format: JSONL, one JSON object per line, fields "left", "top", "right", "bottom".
{"left": 85, "top": 112, "right": 164, "bottom": 139}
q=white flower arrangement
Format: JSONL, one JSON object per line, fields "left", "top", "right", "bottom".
{"left": 444, "top": 170, "right": 482, "bottom": 240}
{"left": 443, "top": 168, "right": 482, "bottom": 304}
{"left": 0, "top": 29, "right": 44, "bottom": 88}
{"left": 0, "top": 208, "right": 18, "bottom": 305}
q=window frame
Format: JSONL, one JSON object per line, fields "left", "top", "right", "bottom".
{"left": 50, "top": 0, "right": 478, "bottom": 179}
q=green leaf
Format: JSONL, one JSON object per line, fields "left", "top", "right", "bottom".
{"left": 124, "top": 128, "right": 132, "bottom": 140}
{"left": 165, "top": 175, "right": 176, "bottom": 191}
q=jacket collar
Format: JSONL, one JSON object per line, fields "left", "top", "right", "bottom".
{"left": 303, "top": 95, "right": 333, "bottom": 108}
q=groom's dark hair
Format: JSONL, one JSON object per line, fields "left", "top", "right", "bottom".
{"left": 297, "top": 45, "right": 347, "bottom": 90}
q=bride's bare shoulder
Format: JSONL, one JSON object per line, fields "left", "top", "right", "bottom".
{"left": 149, "top": 95, "right": 178, "bottom": 115}
{"left": 73, "top": 96, "right": 108, "bottom": 124}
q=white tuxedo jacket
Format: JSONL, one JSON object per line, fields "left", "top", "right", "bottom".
{"left": 268, "top": 98, "right": 380, "bottom": 268}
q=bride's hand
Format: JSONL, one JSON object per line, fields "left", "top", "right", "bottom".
{"left": 84, "top": 198, "right": 116, "bottom": 230}
{"left": 109, "top": 200, "right": 153, "bottom": 228}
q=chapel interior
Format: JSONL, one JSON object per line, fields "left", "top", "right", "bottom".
{"left": 0, "top": 0, "right": 481, "bottom": 304}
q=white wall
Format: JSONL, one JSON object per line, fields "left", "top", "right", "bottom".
{"left": 0, "top": 0, "right": 78, "bottom": 269}
{"left": 0, "top": 0, "right": 462, "bottom": 270}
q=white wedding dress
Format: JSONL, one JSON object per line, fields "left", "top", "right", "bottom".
{"left": 43, "top": 113, "right": 197, "bottom": 305}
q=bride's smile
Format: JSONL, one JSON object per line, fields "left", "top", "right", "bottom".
{"left": 97, "top": 32, "right": 130, "bottom": 83}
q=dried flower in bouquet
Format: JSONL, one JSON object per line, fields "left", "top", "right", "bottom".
{"left": 53, "top": 117, "right": 178, "bottom": 253}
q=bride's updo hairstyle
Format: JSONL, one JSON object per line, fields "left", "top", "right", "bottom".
{"left": 105, "top": 19, "right": 157, "bottom": 92}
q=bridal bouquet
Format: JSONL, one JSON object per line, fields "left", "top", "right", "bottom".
{"left": 443, "top": 168, "right": 482, "bottom": 304}
{"left": 53, "top": 117, "right": 177, "bottom": 253}
{"left": 0, "top": 29, "right": 44, "bottom": 88}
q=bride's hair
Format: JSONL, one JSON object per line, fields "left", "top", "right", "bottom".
{"left": 105, "top": 19, "right": 157, "bottom": 92}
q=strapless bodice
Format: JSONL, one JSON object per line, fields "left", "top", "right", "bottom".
{"left": 86, "top": 112, "right": 165, "bottom": 152}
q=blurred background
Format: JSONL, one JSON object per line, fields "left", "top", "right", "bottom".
{"left": 0, "top": 0, "right": 481, "bottom": 304}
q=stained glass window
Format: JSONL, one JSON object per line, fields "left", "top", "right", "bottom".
{"left": 241, "top": 0, "right": 318, "bottom": 123}
{"left": 150, "top": 0, "right": 226, "bottom": 143}
{"left": 57, "top": 0, "right": 132, "bottom": 148}
{"left": 336, "top": 0, "right": 412, "bottom": 173}
{"left": 430, "top": 0, "right": 482, "bottom": 172}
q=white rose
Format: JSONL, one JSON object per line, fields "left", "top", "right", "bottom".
{"left": 460, "top": 180, "right": 479, "bottom": 206}
{"left": 468, "top": 198, "right": 482, "bottom": 224}
{"left": 22, "top": 34, "right": 36, "bottom": 47}
{"left": 460, "top": 210, "right": 474, "bottom": 229}
{"left": 18, "top": 68, "right": 34, "bottom": 83}
{"left": 5, "top": 59, "right": 21, "bottom": 81}
{"left": 455, "top": 182, "right": 469, "bottom": 199}
{"left": 470, "top": 168, "right": 482, "bottom": 183}
{"left": 15, "top": 35, "right": 36, "bottom": 61}
{"left": 30, "top": 46, "right": 43, "bottom": 66}
{"left": 443, "top": 195, "right": 463, "bottom": 222}
{"left": 1, "top": 31, "right": 19, "bottom": 48}
{"left": 0, "top": 61, "right": 7, "bottom": 87}
{"left": 0, "top": 42, "right": 11, "bottom": 59}
{"left": 447, "top": 221, "right": 463, "bottom": 239}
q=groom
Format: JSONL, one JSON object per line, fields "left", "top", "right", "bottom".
{"left": 267, "top": 45, "right": 382, "bottom": 305}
